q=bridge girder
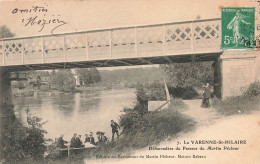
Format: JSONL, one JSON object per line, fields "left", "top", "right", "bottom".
{"left": 0, "top": 52, "right": 221, "bottom": 72}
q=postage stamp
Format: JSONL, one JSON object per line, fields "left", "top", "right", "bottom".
{"left": 221, "top": 7, "right": 255, "bottom": 50}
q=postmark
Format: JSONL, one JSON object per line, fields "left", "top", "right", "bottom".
{"left": 221, "top": 7, "right": 255, "bottom": 50}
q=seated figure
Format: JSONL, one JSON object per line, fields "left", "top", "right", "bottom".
{"left": 56, "top": 134, "right": 68, "bottom": 149}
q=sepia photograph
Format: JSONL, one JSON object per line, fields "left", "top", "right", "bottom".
{"left": 0, "top": 0, "right": 259, "bottom": 163}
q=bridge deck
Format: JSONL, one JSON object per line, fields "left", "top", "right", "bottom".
{"left": 0, "top": 18, "right": 222, "bottom": 71}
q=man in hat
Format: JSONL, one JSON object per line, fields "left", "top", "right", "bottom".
{"left": 84, "top": 134, "right": 90, "bottom": 143}
{"left": 70, "top": 133, "right": 78, "bottom": 147}
{"left": 75, "top": 135, "right": 84, "bottom": 148}
{"left": 89, "top": 132, "right": 96, "bottom": 145}
{"left": 96, "top": 131, "right": 102, "bottom": 143}
{"left": 56, "top": 134, "right": 68, "bottom": 148}
{"left": 202, "top": 83, "right": 211, "bottom": 108}
{"left": 101, "top": 132, "right": 108, "bottom": 143}
{"left": 111, "top": 120, "right": 120, "bottom": 141}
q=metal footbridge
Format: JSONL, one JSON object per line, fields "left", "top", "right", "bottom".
{"left": 0, "top": 18, "right": 222, "bottom": 71}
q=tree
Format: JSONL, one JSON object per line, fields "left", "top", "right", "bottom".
{"left": 2, "top": 105, "right": 47, "bottom": 162}
{"left": 196, "top": 14, "right": 201, "bottom": 20}
{"left": 76, "top": 68, "right": 101, "bottom": 86}
{"left": 49, "top": 69, "right": 75, "bottom": 91}
{"left": 0, "top": 25, "right": 15, "bottom": 39}
{"left": 1, "top": 26, "right": 47, "bottom": 162}
{"left": 22, "top": 115, "right": 47, "bottom": 160}
{"left": 160, "top": 62, "right": 214, "bottom": 88}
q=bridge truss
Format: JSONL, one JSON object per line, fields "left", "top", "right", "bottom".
{"left": 0, "top": 18, "right": 222, "bottom": 71}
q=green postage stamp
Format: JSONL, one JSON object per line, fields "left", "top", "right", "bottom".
{"left": 221, "top": 7, "right": 255, "bottom": 50}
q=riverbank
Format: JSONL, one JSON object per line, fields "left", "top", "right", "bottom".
{"left": 45, "top": 83, "right": 195, "bottom": 161}
{"left": 11, "top": 86, "right": 113, "bottom": 97}
{"left": 92, "top": 105, "right": 260, "bottom": 164}
{"left": 86, "top": 107, "right": 195, "bottom": 157}
{"left": 45, "top": 98, "right": 195, "bottom": 162}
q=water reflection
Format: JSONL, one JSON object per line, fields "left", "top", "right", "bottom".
{"left": 13, "top": 89, "right": 136, "bottom": 142}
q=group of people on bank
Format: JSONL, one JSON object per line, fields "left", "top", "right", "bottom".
{"left": 56, "top": 120, "right": 120, "bottom": 149}
{"left": 70, "top": 132, "right": 97, "bottom": 148}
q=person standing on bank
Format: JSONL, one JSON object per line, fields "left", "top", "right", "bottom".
{"left": 202, "top": 83, "right": 211, "bottom": 108}
{"left": 111, "top": 120, "right": 120, "bottom": 141}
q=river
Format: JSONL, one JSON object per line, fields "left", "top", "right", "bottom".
{"left": 13, "top": 88, "right": 136, "bottom": 142}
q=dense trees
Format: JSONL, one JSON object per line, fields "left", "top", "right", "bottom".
{"left": 76, "top": 68, "right": 101, "bottom": 86}
{"left": 99, "top": 67, "right": 164, "bottom": 86}
{"left": 49, "top": 69, "right": 76, "bottom": 91}
{"left": 2, "top": 105, "right": 47, "bottom": 163}
{"left": 0, "top": 25, "right": 15, "bottom": 39}
{"left": 160, "top": 62, "right": 214, "bottom": 88}
{"left": 134, "top": 82, "right": 167, "bottom": 112}
{"left": 22, "top": 115, "right": 47, "bottom": 160}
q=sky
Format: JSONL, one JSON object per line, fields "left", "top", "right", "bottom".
{"left": 0, "top": 0, "right": 257, "bottom": 38}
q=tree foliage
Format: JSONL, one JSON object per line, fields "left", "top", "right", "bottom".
{"left": 160, "top": 62, "right": 214, "bottom": 88}
{"left": 0, "top": 25, "right": 15, "bottom": 39}
{"left": 76, "top": 68, "right": 101, "bottom": 86}
{"left": 2, "top": 105, "right": 47, "bottom": 163}
{"left": 49, "top": 69, "right": 75, "bottom": 91}
{"left": 134, "top": 82, "right": 166, "bottom": 112}
{"left": 99, "top": 67, "right": 164, "bottom": 86}
{"left": 22, "top": 115, "right": 47, "bottom": 160}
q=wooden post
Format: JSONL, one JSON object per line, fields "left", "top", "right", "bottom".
{"left": 68, "top": 145, "right": 70, "bottom": 159}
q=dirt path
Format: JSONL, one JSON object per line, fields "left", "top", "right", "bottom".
{"left": 86, "top": 100, "right": 260, "bottom": 164}
{"left": 182, "top": 99, "right": 220, "bottom": 126}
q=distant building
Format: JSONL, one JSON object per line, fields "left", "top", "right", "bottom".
{"left": 27, "top": 75, "right": 41, "bottom": 89}
{"left": 75, "top": 76, "right": 81, "bottom": 87}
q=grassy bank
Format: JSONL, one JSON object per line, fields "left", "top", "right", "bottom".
{"left": 77, "top": 83, "right": 194, "bottom": 158}
{"left": 212, "top": 82, "right": 260, "bottom": 116}
{"left": 81, "top": 107, "right": 194, "bottom": 158}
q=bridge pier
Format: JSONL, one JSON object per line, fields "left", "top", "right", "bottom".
{"left": 217, "top": 51, "right": 259, "bottom": 98}
{"left": 0, "top": 69, "right": 12, "bottom": 105}
{"left": 0, "top": 68, "right": 12, "bottom": 159}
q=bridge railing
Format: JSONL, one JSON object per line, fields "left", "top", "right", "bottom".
{"left": 0, "top": 18, "right": 221, "bottom": 66}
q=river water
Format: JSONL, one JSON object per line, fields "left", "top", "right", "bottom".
{"left": 13, "top": 88, "right": 136, "bottom": 142}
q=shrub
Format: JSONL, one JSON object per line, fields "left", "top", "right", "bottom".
{"left": 168, "top": 86, "right": 199, "bottom": 99}
{"left": 242, "top": 82, "right": 260, "bottom": 99}
{"left": 212, "top": 82, "right": 260, "bottom": 115}
{"left": 22, "top": 115, "right": 47, "bottom": 160}
{"left": 134, "top": 82, "right": 167, "bottom": 113}
{"left": 85, "top": 109, "right": 195, "bottom": 157}
{"left": 120, "top": 109, "right": 194, "bottom": 144}
{"left": 1, "top": 104, "right": 47, "bottom": 163}
{"left": 169, "top": 98, "right": 189, "bottom": 111}
{"left": 1, "top": 104, "right": 26, "bottom": 162}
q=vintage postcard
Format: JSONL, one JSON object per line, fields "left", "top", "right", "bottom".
{"left": 0, "top": 0, "right": 259, "bottom": 164}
